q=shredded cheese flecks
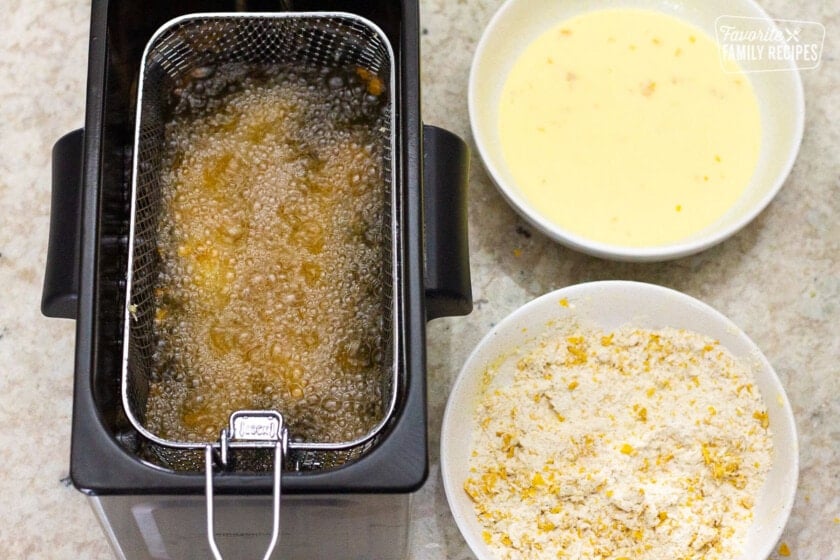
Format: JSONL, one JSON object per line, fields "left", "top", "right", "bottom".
{"left": 465, "top": 326, "right": 773, "bottom": 560}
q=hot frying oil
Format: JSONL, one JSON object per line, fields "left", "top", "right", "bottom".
{"left": 146, "top": 64, "right": 389, "bottom": 444}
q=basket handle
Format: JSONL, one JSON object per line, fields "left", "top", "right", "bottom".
{"left": 42, "top": 129, "right": 84, "bottom": 319}
{"left": 205, "top": 411, "right": 288, "bottom": 560}
{"left": 422, "top": 125, "right": 473, "bottom": 320}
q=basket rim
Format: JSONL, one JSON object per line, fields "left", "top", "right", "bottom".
{"left": 121, "top": 10, "right": 401, "bottom": 455}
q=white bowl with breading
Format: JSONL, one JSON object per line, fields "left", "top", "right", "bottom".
{"left": 441, "top": 281, "right": 797, "bottom": 560}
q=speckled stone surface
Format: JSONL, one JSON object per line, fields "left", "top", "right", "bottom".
{"left": 0, "top": 0, "right": 836, "bottom": 559}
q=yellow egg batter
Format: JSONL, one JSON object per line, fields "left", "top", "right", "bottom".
{"left": 498, "top": 9, "right": 762, "bottom": 247}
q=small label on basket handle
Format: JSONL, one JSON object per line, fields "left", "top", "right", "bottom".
{"left": 230, "top": 410, "right": 284, "bottom": 442}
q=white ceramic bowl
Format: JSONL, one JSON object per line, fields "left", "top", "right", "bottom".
{"left": 441, "top": 281, "right": 798, "bottom": 560}
{"left": 469, "top": 0, "right": 804, "bottom": 261}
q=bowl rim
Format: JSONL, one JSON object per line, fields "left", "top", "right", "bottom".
{"left": 467, "top": 0, "right": 805, "bottom": 262}
{"left": 440, "top": 280, "right": 799, "bottom": 560}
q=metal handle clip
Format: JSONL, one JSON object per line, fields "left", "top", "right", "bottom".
{"left": 205, "top": 410, "right": 288, "bottom": 560}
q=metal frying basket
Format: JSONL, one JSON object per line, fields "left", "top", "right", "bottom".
{"left": 123, "top": 12, "right": 398, "bottom": 558}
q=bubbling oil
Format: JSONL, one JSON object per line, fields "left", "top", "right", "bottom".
{"left": 145, "top": 63, "right": 389, "bottom": 444}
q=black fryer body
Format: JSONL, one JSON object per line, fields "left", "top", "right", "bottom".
{"left": 69, "top": 0, "right": 430, "bottom": 496}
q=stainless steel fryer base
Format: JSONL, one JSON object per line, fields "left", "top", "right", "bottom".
{"left": 91, "top": 493, "right": 410, "bottom": 560}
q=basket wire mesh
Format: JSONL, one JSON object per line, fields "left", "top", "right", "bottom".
{"left": 122, "top": 12, "right": 400, "bottom": 475}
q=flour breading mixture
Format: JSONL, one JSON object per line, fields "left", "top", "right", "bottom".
{"left": 465, "top": 324, "right": 773, "bottom": 559}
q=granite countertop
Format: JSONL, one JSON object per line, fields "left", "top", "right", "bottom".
{"left": 0, "top": 1, "right": 836, "bottom": 558}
